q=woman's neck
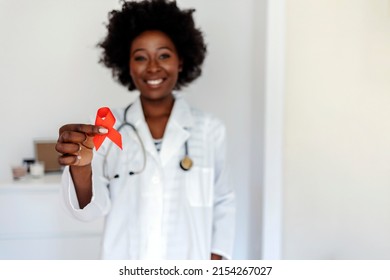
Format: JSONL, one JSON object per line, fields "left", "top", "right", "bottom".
{"left": 140, "top": 94, "right": 175, "bottom": 139}
{"left": 140, "top": 94, "right": 175, "bottom": 119}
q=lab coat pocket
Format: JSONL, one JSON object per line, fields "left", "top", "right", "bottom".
{"left": 186, "top": 167, "right": 214, "bottom": 207}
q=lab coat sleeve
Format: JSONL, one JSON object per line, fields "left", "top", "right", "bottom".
{"left": 60, "top": 147, "right": 111, "bottom": 222}
{"left": 209, "top": 119, "right": 236, "bottom": 260}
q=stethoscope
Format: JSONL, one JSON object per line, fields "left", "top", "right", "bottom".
{"left": 103, "top": 103, "right": 193, "bottom": 180}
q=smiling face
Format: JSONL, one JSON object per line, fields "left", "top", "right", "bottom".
{"left": 129, "top": 30, "right": 182, "bottom": 102}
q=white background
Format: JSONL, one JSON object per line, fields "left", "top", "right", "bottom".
{"left": 283, "top": 0, "right": 390, "bottom": 259}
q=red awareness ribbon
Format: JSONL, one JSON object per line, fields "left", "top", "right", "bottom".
{"left": 93, "top": 107, "right": 122, "bottom": 151}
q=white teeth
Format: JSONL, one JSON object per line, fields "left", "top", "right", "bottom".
{"left": 147, "top": 79, "right": 163, "bottom": 85}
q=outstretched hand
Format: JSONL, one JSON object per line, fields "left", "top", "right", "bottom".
{"left": 56, "top": 124, "right": 108, "bottom": 166}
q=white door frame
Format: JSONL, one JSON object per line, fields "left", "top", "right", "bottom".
{"left": 261, "top": 0, "right": 285, "bottom": 260}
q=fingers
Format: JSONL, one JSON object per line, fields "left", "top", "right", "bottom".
{"left": 57, "top": 123, "right": 105, "bottom": 167}
{"left": 58, "top": 131, "right": 87, "bottom": 145}
{"left": 55, "top": 141, "right": 82, "bottom": 166}
{"left": 57, "top": 124, "right": 107, "bottom": 149}
{"left": 58, "top": 154, "right": 80, "bottom": 166}
{"left": 56, "top": 142, "right": 93, "bottom": 167}
{"left": 59, "top": 124, "right": 108, "bottom": 137}
{"left": 55, "top": 142, "right": 84, "bottom": 155}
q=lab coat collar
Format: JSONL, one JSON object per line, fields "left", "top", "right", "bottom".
{"left": 168, "top": 93, "right": 194, "bottom": 129}
{"left": 160, "top": 94, "right": 194, "bottom": 167}
{"left": 124, "top": 96, "right": 145, "bottom": 127}
{"left": 122, "top": 97, "right": 159, "bottom": 162}
{"left": 123, "top": 93, "right": 193, "bottom": 127}
{"left": 122, "top": 93, "right": 194, "bottom": 166}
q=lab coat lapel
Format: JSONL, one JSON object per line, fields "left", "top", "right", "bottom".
{"left": 160, "top": 96, "right": 193, "bottom": 167}
{"left": 123, "top": 98, "right": 160, "bottom": 162}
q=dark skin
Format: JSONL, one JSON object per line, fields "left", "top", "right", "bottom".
{"left": 56, "top": 124, "right": 103, "bottom": 208}
{"left": 141, "top": 93, "right": 174, "bottom": 139}
{"left": 129, "top": 30, "right": 179, "bottom": 139}
{"left": 56, "top": 30, "right": 222, "bottom": 260}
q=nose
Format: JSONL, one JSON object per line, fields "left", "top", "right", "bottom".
{"left": 147, "top": 59, "right": 161, "bottom": 73}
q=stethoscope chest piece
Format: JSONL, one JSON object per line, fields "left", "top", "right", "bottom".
{"left": 180, "top": 155, "right": 193, "bottom": 171}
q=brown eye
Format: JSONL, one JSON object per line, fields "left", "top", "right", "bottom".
{"left": 134, "top": 55, "right": 146, "bottom": 62}
{"left": 159, "top": 53, "right": 171, "bottom": 60}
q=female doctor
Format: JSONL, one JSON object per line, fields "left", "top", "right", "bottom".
{"left": 56, "top": 0, "right": 235, "bottom": 260}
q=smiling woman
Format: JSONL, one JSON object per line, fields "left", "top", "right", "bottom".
{"left": 55, "top": 0, "right": 235, "bottom": 260}
{"left": 129, "top": 30, "right": 182, "bottom": 139}
{"left": 130, "top": 30, "right": 182, "bottom": 101}
{"left": 97, "top": 0, "right": 206, "bottom": 91}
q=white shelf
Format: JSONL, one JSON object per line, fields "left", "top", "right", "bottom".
{"left": 0, "top": 173, "right": 62, "bottom": 189}
{"left": 0, "top": 173, "right": 104, "bottom": 260}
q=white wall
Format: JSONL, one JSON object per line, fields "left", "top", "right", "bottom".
{"left": 0, "top": 0, "right": 128, "bottom": 176}
{"left": 283, "top": 0, "right": 390, "bottom": 259}
{"left": 0, "top": 0, "right": 266, "bottom": 259}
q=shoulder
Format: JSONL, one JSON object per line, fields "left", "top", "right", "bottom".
{"left": 191, "top": 107, "right": 225, "bottom": 129}
{"left": 185, "top": 102, "right": 226, "bottom": 142}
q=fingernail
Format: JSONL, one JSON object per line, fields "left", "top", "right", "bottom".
{"left": 99, "top": 128, "right": 108, "bottom": 134}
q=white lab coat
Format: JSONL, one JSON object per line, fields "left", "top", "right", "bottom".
{"left": 61, "top": 94, "right": 235, "bottom": 259}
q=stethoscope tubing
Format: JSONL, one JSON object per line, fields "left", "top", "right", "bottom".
{"left": 102, "top": 103, "right": 192, "bottom": 180}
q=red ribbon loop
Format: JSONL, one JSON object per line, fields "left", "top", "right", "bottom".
{"left": 94, "top": 107, "right": 122, "bottom": 151}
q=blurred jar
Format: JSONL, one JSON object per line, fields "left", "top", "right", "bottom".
{"left": 30, "top": 161, "right": 45, "bottom": 178}
{"left": 12, "top": 166, "right": 27, "bottom": 180}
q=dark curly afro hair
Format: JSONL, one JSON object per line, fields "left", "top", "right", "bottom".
{"left": 98, "top": 0, "right": 207, "bottom": 91}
